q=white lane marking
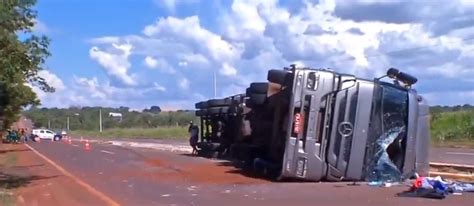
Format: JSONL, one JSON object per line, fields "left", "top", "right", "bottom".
{"left": 72, "top": 144, "right": 79, "bottom": 147}
{"left": 25, "top": 144, "right": 120, "bottom": 206}
{"left": 100, "top": 150, "right": 115, "bottom": 155}
{"left": 446, "top": 152, "right": 474, "bottom": 156}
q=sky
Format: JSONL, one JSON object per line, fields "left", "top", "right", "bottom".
{"left": 31, "top": 0, "right": 474, "bottom": 110}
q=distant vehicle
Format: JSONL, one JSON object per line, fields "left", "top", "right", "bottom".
{"left": 31, "top": 129, "right": 63, "bottom": 141}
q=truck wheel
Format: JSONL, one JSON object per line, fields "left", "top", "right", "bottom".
{"left": 250, "top": 93, "right": 266, "bottom": 105}
{"left": 249, "top": 82, "right": 268, "bottom": 94}
{"left": 195, "top": 101, "right": 209, "bottom": 109}
{"left": 195, "top": 109, "right": 206, "bottom": 116}
{"left": 208, "top": 99, "right": 232, "bottom": 107}
{"left": 267, "top": 69, "right": 289, "bottom": 85}
{"left": 208, "top": 106, "right": 230, "bottom": 115}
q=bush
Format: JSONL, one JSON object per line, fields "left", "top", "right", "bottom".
{"left": 431, "top": 110, "right": 474, "bottom": 142}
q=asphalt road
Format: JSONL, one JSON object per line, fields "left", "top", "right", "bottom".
{"left": 430, "top": 147, "right": 474, "bottom": 165}
{"left": 87, "top": 137, "right": 474, "bottom": 166}
{"left": 26, "top": 140, "right": 473, "bottom": 206}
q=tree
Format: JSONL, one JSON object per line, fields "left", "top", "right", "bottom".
{"left": 143, "top": 106, "right": 161, "bottom": 114}
{"left": 0, "top": 0, "right": 54, "bottom": 131}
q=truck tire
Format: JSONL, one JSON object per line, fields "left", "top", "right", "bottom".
{"left": 250, "top": 93, "right": 266, "bottom": 106}
{"left": 249, "top": 82, "right": 268, "bottom": 94}
{"left": 267, "top": 69, "right": 289, "bottom": 85}
{"left": 195, "top": 109, "right": 206, "bottom": 116}
{"left": 208, "top": 106, "right": 230, "bottom": 115}
{"left": 246, "top": 87, "right": 251, "bottom": 96}
{"left": 208, "top": 99, "right": 232, "bottom": 107}
{"left": 195, "top": 101, "right": 208, "bottom": 109}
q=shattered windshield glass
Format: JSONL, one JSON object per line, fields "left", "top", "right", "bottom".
{"left": 366, "top": 83, "right": 409, "bottom": 183}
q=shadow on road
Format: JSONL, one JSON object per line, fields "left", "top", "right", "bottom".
{"left": 180, "top": 153, "right": 198, "bottom": 157}
{"left": 0, "top": 172, "right": 59, "bottom": 190}
{"left": 225, "top": 169, "right": 270, "bottom": 179}
{"left": 0, "top": 149, "right": 30, "bottom": 155}
{"left": 9, "top": 164, "right": 45, "bottom": 170}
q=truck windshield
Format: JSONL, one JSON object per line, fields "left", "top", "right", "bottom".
{"left": 365, "top": 83, "right": 409, "bottom": 182}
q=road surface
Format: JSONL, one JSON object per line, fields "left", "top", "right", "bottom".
{"left": 13, "top": 139, "right": 472, "bottom": 206}
{"left": 79, "top": 137, "right": 474, "bottom": 166}
{"left": 430, "top": 147, "right": 474, "bottom": 165}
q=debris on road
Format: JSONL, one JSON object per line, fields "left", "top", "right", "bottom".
{"left": 398, "top": 175, "right": 474, "bottom": 199}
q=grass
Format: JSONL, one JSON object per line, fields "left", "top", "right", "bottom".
{"left": 431, "top": 110, "right": 474, "bottom": 148}
{"left": 69, "top": 126, "right": 189, "bottom": 140}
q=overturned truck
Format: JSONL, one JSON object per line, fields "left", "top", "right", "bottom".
{"left": 194, "top": 65, "right": 430, "bottom": 182}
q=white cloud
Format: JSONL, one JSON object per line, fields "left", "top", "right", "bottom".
{"left": 32, "top": 19, "right": 50, "bottom": 34}
{"left": 153, "top": 0, "right": 200, "bottom": 13}
{"left": 143, "top": 56, "right": 176, "bottom": 74}
{"left": 179, "top": 78, "right": 190, "bottom": 90}
{"left": 74, "top": 76, "right": 107, "bottom": 99}
{"left": 89, "top": 36, "right": 120, "bottom": 44}
{"left": 221, "top": 63, "right": 237, "bottom": 76}
{"left": 144, "top": 56, "right": 158, "bottom": 68}
{"left": 142, "top": 16, "right": 240, "bottom": 63}
{"left": 80, "top": 0, "right": 473, "bottom": 108}
{"left": 38, "top": 70, "right": 65, "bottom": 91}
{"left": 163, "top": 0, "right": 177, "bottom": 13}
{"left": 89, "top": 43, "right": 136, "bottom": 86}
{"left": 30, "top": 70, "right": 70, "bottom": 107}
{"left": 178, "top": 61, "right": 188, "bottom": 67}
{"left": 153, "top": 82, "right": 166, "bottom": 92}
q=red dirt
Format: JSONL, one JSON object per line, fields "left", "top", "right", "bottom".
{"left": 126, "top": 156, "right": 269, "bottom": 185}
{"left": 0, "top": 144, "right": 112, "bottom": 206}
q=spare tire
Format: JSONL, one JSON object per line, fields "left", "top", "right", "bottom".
{"left": 249, "top": 82, "right": 268, "bottom": 94}
{"left": 208, "top": 98, "right": 232, "bottom": 107}
{"left": 267, "top": 69, "right": 289, "bottom": 85}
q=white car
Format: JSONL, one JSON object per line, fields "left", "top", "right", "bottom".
{"left": 32, "top": 129, "right": 57, "bottom": 141}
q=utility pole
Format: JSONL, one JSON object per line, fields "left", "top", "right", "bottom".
{"left": 48, "top": 119, "right": 51, "bottom": 129}
{"left": 214, "top": 68, "right": 217, "bottom": 98}
{"left": 99, "top": 109, "right": 103, "bottom": 133}
{"left": 67, "top": 117, "right": 70, "bottom": 131}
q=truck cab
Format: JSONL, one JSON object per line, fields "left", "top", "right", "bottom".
{"left": 277, "top": 66, "right": 430, "bottom": 181}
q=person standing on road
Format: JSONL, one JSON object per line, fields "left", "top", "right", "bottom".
{"left": 20, "top": 128, "right": 27, "bottom": 142}
{"left": 188, "top": 121, "right": 199, "bottom": 155}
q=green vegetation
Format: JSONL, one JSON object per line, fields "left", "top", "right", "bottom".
{"left": 0, "top": 0, "right": 54, "bottom": 132}
{"left": 431, "top": 109, "right": 474, "bottom": 148}
{"left": 22, "top": 106, "right": 198, "bottom": 131}
{"left": 70, "top": 127, "right": 189, "bottom": 139}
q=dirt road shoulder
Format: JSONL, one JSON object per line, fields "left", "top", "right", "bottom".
{"left": 0, "top": 143, "right": 118, "bottom": 206}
